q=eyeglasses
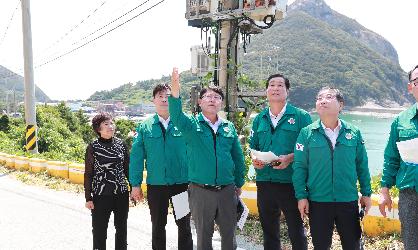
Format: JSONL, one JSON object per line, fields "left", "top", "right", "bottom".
{"left": 410, "top": 77, "right": 418, "bottom": 86}
{"left": 316, "top": 94, "right": 336, "bottom": 101}
{"left": 202, "top": 94, "right": 222, "bottom": 101}
{"left": 155, "top": 93, "right": 170, "bottom": 99}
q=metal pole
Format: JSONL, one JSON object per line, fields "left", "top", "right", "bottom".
{"left": 228, "top": 27, "right": 238, "bottom": 116}
{"left": 21, "top": 0, "right": 38, "bottom": 153}
{"left": 218, "top": 21, "right": 230, "bottom": 91}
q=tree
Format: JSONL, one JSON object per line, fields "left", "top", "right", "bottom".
{"left": 0, "top": 115, "right": 10, "bottom": 132}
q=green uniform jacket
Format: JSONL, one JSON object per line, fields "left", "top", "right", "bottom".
{"left": 168, "top": 97, "right": 246, "bottom": 188}
{"left": 293, "top": 119, "right": 372, "bottom": 202}
{"left": 381, "top": 104, "right": 418, "bottom": 192}
{"left": 249, "top": 104, "right": 312, "bottom": 183}
{"left": 129, "top": 114, "right": 188, "bottom": 186}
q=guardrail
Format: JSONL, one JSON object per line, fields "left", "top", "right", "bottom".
{"left": 0, "top": 152, "right": 401, "bottom": 236}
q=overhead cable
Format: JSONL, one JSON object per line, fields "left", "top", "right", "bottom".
{"left": 0, "top": 1, "right": 20, "bottom": 48}
{"left": 35, "top": 0, "right": 165, "bottom": 69}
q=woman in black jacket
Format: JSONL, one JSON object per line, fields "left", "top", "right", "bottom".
{"left": 84, "top": 112, "right": 130, "bottom": 250}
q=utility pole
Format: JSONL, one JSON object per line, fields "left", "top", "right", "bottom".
{"left": 218, "top": 1, "right": 239, "bottom": 121}
{"left": 21, "top": 0, "right": 38, "bottom": 153}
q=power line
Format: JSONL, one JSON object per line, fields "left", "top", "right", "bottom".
{"left": 0, "top": 1, "right": 20, "bottom": 48}
{"left": 40, "top": 0, "right": 109, "bottom": 54}
{"left": 34, "top": 0, "right": 151, "bottom": 66}
{"left": 71, "top": 0, "right": 152, "bottom": 47}
{"left": 35, "top": 0, "right": 165, "bottom": 69}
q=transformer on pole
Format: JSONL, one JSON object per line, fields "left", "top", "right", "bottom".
{"left": 186, "top": 0, "right": 288, "bottom": 119}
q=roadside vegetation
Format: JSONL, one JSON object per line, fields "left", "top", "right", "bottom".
{"left": 0, "top": 102, "right": 136, "bottom": 162}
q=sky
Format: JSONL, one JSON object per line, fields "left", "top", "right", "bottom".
{"left": 0, "top": 0, "right": 417, "bottom": 101}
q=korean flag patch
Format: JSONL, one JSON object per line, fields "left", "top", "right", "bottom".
{"left": 296, "top": 143, "right": 304, "bottom": 152}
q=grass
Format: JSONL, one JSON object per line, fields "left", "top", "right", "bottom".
{"left": 239, "top": 215, "right": 404, "bottom": 249}
{"left": 1, "top": 164, "right": 405, "bottom": 249}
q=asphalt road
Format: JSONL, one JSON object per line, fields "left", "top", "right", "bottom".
{"left": 0, "top": 173, "right": 262, "bottom": 250}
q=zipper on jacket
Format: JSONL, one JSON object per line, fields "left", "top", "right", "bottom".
{"left": 323, "top": 135, "right": 336, "bottom": 201}
{"left": 204, "top": 122, "right": 218, "bottom": 184}
{"left": 158, "top": 122, "right": 167, "bottom": 182}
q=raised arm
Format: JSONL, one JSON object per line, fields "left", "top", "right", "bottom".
{"left": 168, "top": 67, "right": 194, "bottom": 132}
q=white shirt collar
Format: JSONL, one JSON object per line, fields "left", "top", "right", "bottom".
{"left": 157, "top": 115, "right": 170, "bottom": 130}
{"left": 269, "top": 103, "right": 287, "bottom": 118}
{"left": 269, "top": 103, "right": 287, "bottom": 128}
{"left": 321, "top": 119, "right": 342, "bottom": 149}
{"left": 202, "top": 114, "right": 222, "bottom": 133}
{"left": 321, "top": 119, "right": 341, "bottom": 132}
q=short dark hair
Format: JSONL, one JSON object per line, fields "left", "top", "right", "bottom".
{"left": 199, "top": 85, "right": 224, "bottom": 100}
{"left": 266, "top": 74, "right": 290, "bottom": 90}
{"left": 317, "top": 86, "right": 344, "bottom": 104}
{"left": 92, "top": 112, "right": 113, "bottom": 136}
{"left": 152, "top": 83, "right": 171, "bottom": 98}
{"left": 408, "top": 65, "right": 418, "bottom": 81}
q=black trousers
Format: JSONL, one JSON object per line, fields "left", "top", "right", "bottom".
{"left": 147, "top": 184, "right": 193, "bottom": 250}
{"left": 91, "top": 193, "right": 129, "bottom": 250}
{"left": 256, "top": 181, "right": 307, "bottom": 250}
{"left": 309, "top": 201, "right": 361, "bottom": 250}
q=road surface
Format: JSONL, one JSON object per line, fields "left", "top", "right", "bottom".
{"left": 0, "top": 172, "right": 262, "bottom": 249}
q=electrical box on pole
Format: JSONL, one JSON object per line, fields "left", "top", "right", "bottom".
{"left": 185, "top": 0, "right": 288, "bottom": 119}
{"left": 190, "top": 45, "right": 213, "bottom": 77}
{"left": 185, "top": 0, "right": 288, "bottom": 26}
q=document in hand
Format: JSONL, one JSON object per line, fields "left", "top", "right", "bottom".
{"left": 250, "top": 149, "right": 280, "bottom": 163}
{"left": 236, "top": 197, "right": 249, "bottom": 230}
{"left": 396, "top": 138, "right": 418, "bottom": 165}
{"left": 171, "top": 191, "right": 190, "bottom": 220}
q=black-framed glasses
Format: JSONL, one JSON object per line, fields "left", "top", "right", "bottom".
{"left": 410, "top": 77, "right": 418, "bottom": 86}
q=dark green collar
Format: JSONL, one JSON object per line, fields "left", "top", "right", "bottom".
{"left": 260, "top": 103, "right": 297, "bottom": 119}
{"left": 312, "top": 118, "right": 352, "bottom": 133}
{"left": 197, "top": 112, "right": 227, "bottom": 126}
{"left": 152, "top": 113, "right": 173, "bottom": 130}
{"left": 405, "top": 103, "right": 418, "bottom": 120}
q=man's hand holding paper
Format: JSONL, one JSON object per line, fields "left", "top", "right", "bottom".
{"left": 250, "top": 149, "right": 280, "bottom": 169}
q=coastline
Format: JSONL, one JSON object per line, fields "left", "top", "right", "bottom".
{"left": 345, "top": 101, "right": 409, "bottom": 118}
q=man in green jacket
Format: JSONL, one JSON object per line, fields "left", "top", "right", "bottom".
{"left": 169, "top": 68, "right": 246, "bottom": 250}
{"left": 129, "top": 83, "right": 193, "bottom": 250}
{"left": 379, "top": 65, "right": 418, "bottom": 250}
{"left": 249, "top": 73, "right": 311, "bottom": 250}
{"left": 293, "top": 87, "right": 371, "bottom": 249}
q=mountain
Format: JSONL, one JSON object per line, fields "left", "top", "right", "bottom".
{"left": 87, "top": 0, "right": 411, "bottom": 109}
{"left": 0, "top": 65, "right": 51, "bottom": 110}
{"left": 88, "top": 72, "right": 199, "bottom": 107}
{"left": 240, "top": 0, "right": 410, "bottom": 108}
{"left": 289, "top": 0, "right": 399, "bottom": 64}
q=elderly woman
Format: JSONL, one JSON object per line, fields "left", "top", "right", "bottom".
{"left": 84, "top": 112, "right": 130, "bottom": 250}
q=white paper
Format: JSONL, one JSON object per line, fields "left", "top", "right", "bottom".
{"left": 171, "top": 191, "right": 190, "bottom": 220}
{"left": 236, "top": 198, "right": 249, "bottom": 230}
{"left": 250, "top": 149, "right": 280, "bottom": 163}
{"left": 396, "top": 138, "right": 418, "bottom": 165}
